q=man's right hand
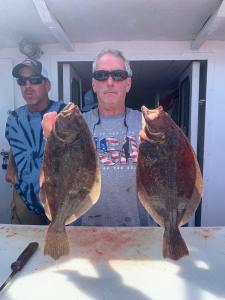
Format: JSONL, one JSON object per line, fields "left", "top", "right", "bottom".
{"left": 5, "top": 151, "right": 18, "bottom": 184}
{"left": 42, "top": 111, "right": 57, "bottom": 139}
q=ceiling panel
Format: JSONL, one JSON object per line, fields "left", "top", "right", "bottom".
{"left": 0, "top": 0, "right": 224, "bottom": 49}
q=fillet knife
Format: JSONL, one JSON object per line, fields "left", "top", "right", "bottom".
{"left": 0, "top": 242, "right": 39, "bottom": 292}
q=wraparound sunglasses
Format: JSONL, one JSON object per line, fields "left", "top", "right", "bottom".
{"left": 93, "top": 70, "right": 129, "bottom": 81}
{"left": 17, "top": 75, "right": 46, "bottom": 86}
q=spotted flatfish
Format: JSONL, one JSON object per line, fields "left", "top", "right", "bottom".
{"left": 137, "top": 106, "right": 203, "bottom": 260}
{"left": 40, "top": 102, "right": 101, "bottom": 259}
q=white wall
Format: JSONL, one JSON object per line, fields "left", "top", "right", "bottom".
{"left": 202, "top": 52, "right": 225, "bottom": 226}
{"left": 62, "top": 63, "right": 82, "bottom": 105}
{"left": 0, "top": 59, "right": 14, "bottom": 223}
{"left": 0, "top": 40, "right": 225, "bottom": 226}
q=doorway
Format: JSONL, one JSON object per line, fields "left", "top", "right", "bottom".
{"left": 58, "top": 59, "right": 207, "bottom": 225}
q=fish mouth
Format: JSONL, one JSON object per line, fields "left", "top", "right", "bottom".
{"left": 141, "top": 105, "right": 163, "bottom": 121}
{"left": 141, "top": 106, "right": 165, "bottom": 142}
{"left": 61, "top": 102, "right": 78, "bottom": 117}
{"left": 53, "top": 102, "right": 79, "bottom": 143}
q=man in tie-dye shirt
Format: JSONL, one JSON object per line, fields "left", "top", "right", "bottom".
{"left": 5, "top": 58, "right": 65, "bottom": 225}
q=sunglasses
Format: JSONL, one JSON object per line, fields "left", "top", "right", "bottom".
{"left": 17, "top": 75, "right": 45, "bottom": 86}
{"left": 93, "top": 70, "right": 129, "bottom": 81}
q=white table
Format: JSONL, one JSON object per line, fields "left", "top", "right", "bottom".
{"left": 0, "top": 225, "right": 224, "bottom": 300}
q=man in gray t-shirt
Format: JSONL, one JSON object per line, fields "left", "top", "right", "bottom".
{"left": 43, "top": 48, "right": 154, "bottom": 226}
{"left": 82, "top": 107, "right": 153, "bottom": 226}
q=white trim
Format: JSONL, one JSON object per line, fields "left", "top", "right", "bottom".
{"left": 190, "top": 62, "right": 201, "bottom": 152}
{"left": 32, "top": 0, "right": 74, "bottom": 51}
{"left": 62, "top": 64, "right": 70, "bottom": 104}
{"left": 191, "top": 0, "right": 225, "bottom": 50}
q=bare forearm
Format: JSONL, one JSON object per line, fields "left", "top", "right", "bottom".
{"left": 5, "top": 149, "right": 18, "bottom": 184}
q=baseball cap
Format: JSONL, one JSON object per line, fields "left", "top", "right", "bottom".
{"left": 12, "top": 58, "right": 48, "bottom": 79}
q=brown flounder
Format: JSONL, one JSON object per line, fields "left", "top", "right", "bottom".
{"left": 40, "top": 102, "right": 101, "bottom": 260}
{"left": 137, "top": 106, "right": 203, "bottom": 260}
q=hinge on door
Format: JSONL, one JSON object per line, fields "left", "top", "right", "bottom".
{"left": 199, "top": 99, "right": 206, "bottom": 105}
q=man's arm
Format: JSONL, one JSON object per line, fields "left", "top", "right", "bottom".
{"left": 5, "top": 149, "right": 18, "bottom": 184}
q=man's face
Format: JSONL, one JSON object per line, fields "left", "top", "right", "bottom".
{"left": 92, "top": 54, "right": 131, "bottom": 112}
{"left": 19, "top": 67, "right": 50, "bottom": 106}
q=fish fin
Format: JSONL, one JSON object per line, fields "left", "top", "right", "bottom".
{"left": 39, "top": 174, "right": 53, "bottom": 221}
{"left": 44, "top": 223, "right": 69, "bottom": 260}
{"left": 65, "top": 188, "right": 101, "bottom": 226}
{"left": 163, "top": 227, "right": 189, "bottom": 260}
{"left": 139, "top": 129, "right": 151, "bottom": 142}
{"left": 39, "top": 188, "right": 53, "bottom": 221}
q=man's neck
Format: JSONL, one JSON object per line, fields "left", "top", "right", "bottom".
{"left": 98, "top": 105, "right": 125, "bottom": 116}
{"left": 28, "top": 99, "right": 50, "bottom": 113}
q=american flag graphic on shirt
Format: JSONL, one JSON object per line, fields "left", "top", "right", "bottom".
{"left": 94, "top": 135, "right": 138, "bottom": 166}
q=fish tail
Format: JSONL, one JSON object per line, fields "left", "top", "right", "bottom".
{"left": 44, "top": 222, "right": 69, "bottom": 260}
{"left": 163, "top": 227, "right": 189, "bottom": 260}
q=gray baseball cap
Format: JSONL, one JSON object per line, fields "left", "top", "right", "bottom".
{"left": 12, "top": 58, "right": 48, "bottom": 78}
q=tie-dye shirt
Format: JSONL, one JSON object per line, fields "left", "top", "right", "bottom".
{"left": 5, "top": 100, "right": 65, "bottom": 215}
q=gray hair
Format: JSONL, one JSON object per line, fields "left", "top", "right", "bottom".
{"left": 92, "top": 48, "right": 133, "bottom": 77}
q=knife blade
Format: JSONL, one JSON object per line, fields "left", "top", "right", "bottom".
{"left": 0, "top": 242, "right": 39, "bottom": 292}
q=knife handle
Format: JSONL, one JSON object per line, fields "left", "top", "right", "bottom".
{"left": 11, "top": 242, "right": 39, "bottom": 272}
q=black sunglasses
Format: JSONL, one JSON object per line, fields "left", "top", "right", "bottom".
{"left": 17, "top": 75, "right": 45, "bottom": 86}
{"left": 93, "top": 70, "right": 129, "bottom": 81}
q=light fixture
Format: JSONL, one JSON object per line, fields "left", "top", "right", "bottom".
{"left": 18, "top": 38, "right": 43, "bottom": 59}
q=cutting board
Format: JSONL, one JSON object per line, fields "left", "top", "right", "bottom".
{"left": 0, "top": 225, "right": 225, "bottom": 300}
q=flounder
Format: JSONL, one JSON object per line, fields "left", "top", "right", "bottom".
{"left": 137, "top": 106, "right": 203, "bottom": 260}
{"left": 40, "top": 102, "right": 101, "bottom": 260}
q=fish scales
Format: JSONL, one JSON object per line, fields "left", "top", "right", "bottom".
{"left": 40, "top": 102, "right": 101, "bottom": 260}
{"left": 137, "top": 106, "right": 203, "bottom": 260}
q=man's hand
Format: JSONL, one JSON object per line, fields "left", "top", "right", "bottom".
{"left": 42, "top": 112, "right": 57, "bottom": 139}
{"left": 5, "top": 150, "right": 18, "bottom": 184}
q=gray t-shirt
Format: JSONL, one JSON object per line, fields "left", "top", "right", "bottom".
{"left": 76, "top": 107, "right": 154, "bottom": 227}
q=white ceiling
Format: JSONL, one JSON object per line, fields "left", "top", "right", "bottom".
{"left": 0, "top": 0, "right": 220, "bottom": 107}
{"left": 0, "top": 0, "right": 224, "bottom": 49}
